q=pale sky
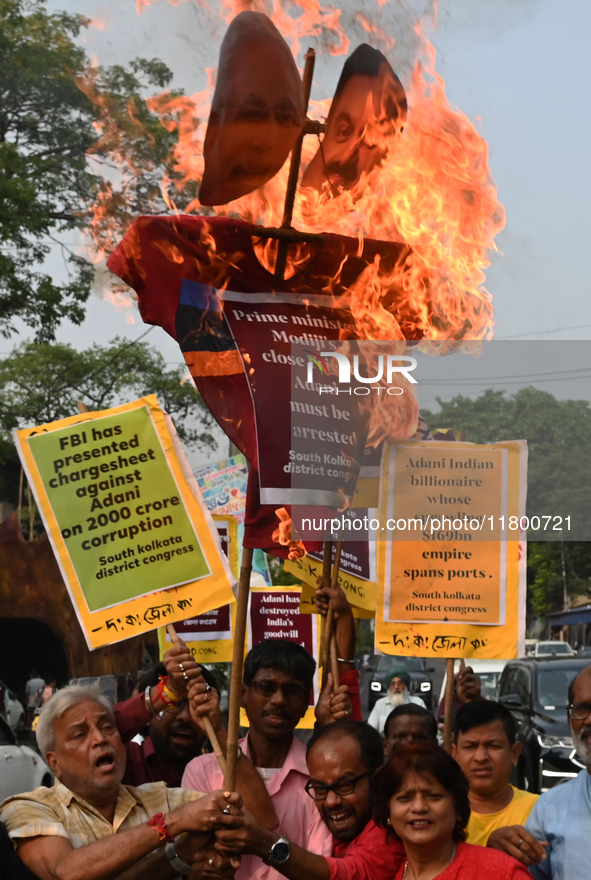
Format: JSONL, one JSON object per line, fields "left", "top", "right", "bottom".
{"left": 28, "top": 0, "right": 591, "bottom": 464}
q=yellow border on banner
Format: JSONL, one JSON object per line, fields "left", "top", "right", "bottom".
{"left": 158, "top": 516, "right": 239, "bottom": 663}
{"left": 15, "top": 395, "right": 236, "bottom": 650}
{"left": 240, "top": 586, "right": 322, "bottom": 729}
{"left": 285, "top": 555, "right": 376, "bottom": 611}
{"left": 375, "top": 440, "right": 527, "bottom": 659}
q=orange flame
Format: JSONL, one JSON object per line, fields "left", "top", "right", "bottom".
{"left": 272, "top": 507, "right": 307, "bottom": 560}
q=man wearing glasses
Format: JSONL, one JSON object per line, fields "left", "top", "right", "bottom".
{"left": 181, "top": 585, "right": 356, "bottom": 880}
{"left": 213, "top": 720, "right": 404, "bottom": 880}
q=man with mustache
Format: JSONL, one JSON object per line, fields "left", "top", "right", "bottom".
{"left": 113, "top": 641, "right": 219, "bottom": 787}
{"left": 383, "top": 703, "right": 438, "bottom": 759}
{"left": 367, "top": 669, "right": 427, "bottom": 736}
{"left": 0, "top": 684, "right": 245, "bottom": 880}
{"left": 212, "top": 720, "right": 404, "bottom": 880}
{"left": 512, "top": 665, "right": 591, "bottom": 879}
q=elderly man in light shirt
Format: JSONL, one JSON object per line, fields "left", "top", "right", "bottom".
{"left": 499, "top": 663, "right": 591, "bottom": 879}
{"left": 367, "top": 669, "right": 426, "bottom": 736}
{"left": 0, "top": 684, "right": 258, "bottom": 880}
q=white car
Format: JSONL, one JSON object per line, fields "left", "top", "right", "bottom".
{"left": 533, "top": 640, "right": 574, "bottom": 657}
{"left": 0, "top": 711, "right": 53, "bottom": 801}
{"left": 438, "top": 658, "right": 508, "bottom": 713}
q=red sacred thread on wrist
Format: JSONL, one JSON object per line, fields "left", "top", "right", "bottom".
{"left": 146, "top": 812, "right": 173, "bottom": 843}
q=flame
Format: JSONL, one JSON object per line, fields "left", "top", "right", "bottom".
{"left": 86, "top": 1, "right": 505, "bottom": 550}
{"left": 272, "top": 507, "right": 307, "bottom": 560}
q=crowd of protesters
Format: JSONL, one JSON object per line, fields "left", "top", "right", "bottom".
{"left": 0, "top": 579, "right": 588, "bottom": 880}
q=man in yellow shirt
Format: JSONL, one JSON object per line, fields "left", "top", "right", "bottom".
{"left": 452, "top": 700, "right": 547, "bottom": 867}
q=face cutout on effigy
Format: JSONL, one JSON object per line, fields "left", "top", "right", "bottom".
{"left": 199, "top": 11, "right": 305, "bottom": 206}
{"left": 302, "top": 44, "right": 407, "bottom": 197}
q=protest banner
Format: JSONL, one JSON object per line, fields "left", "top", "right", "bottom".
{"left": 376, "top": 440, "right": 527, "bottom": 659}
{"left": 158, "top": 514, "right": 238, "bottom": 663}
{"left": 195, "top": 454, "right": 248, "bottom": 522}
{"left": 15, "top": 395, "right": 236, "bottom": 650}
{"left": 241, "top": 586, "right": 322, "bottom": 729}
{"left": 286, "top": 537, "right": 377, "bottom": 612}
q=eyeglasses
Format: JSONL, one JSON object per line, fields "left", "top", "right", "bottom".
{"left": 305, "top": 771, "right": 370, "bottom": 801}
{"left": 249, "top": 680, "right": 308, "bottom": 701}
{"left": 567, "top": 702, "right": 591, "bottom": 720}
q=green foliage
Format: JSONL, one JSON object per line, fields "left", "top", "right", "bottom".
{"left": 268, "top": 556, "right": 302, "bottom": 586}
{"left": 423, "top": 387, "right": 591, "bottom": 615}
{"left": 422, "top": 386, "right": 591, "bottom": 524}
{"left": 527, "top": 542, "right": 591, "bottom": 618}
{"left": 0, "top": 0, "right": 197, "bottom": 340}
{"left": 0, "top": 337, "right": 216, "bottom": 463}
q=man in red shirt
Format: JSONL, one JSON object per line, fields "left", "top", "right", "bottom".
{"left": 213, "top": 720, "right": 405, "bottom": 880}
{"left": 114, "top": 653, "right": 219, "bottom": 787}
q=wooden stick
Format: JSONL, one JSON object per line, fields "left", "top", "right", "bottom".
{"left": 319, "top": 539, "right": 333, "bottom": 663}
{"left": 224, "top": 545, "right": 253, "bottom": 790}
{"left": 443, "top": 658, "right": 456, "bottom": 753}
{"left": 322, "top": 539, "right": 344, "bottom": 688}
{"left": 274, "top": 48, "right": 316, "bottom": 282}
{"left": 165, "top": 623, "right": 227, "bottom": 776}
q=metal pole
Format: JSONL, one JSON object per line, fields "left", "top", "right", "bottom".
{"left": 443, "top": 658, "right": 455, "bottom": 753}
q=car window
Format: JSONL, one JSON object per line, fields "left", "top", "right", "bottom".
{"left": 538, "top": 643, "right": 571, "bottom": 655}
{"left": 513, "top": 668, "right": 530, "bottom": 704}
{"left": 537, "top": 668, "right": 579, "bottom": 709}
{"left": 479, "top": 672, "right": 501, "bottom": 699}
{"left": 376, "top": 656, "right": 425, "bottom": 672}
{"left": 499, "top": 667, "right": 518, "bottom": 698}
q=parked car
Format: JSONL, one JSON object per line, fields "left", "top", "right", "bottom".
{"left": 533, "top": 640, "right": 574, "bottom": 657}
{"left": 498, "top": 657, "right": 589, "bottom": 793}
{"left": 437, "top": 658, "right": 508, "bottom": 717}
{"left": 0, "top": 711, "right": 53, "bottom": 800}
{"left": 1, "top": 681, "right": 25, "bottom": 730}
{"left": 366, "top": 655, "right": 434, "bottom": 712}
{"left": 577, "top": 645, "right": 591, "bottom": 657}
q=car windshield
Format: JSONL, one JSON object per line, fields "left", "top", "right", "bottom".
{"left": 537, "top": 643, "right": 571, "bottom": 655}
{"left": 478, "top": 672, "right": 501, "bottom": 699}
{"left": 376, "top": 656, "right": 425, "bottom": 672}
{"left": 537, "top": 667, "right": 580, "bottom": 709}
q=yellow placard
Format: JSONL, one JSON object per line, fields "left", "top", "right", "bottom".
{"left": 240, "top": 586, "right": 322, "bottom": 729}
{"left": 15, "top": 395, "right": 236, "bottom": 650}
{"left": 376, "top": 440, "right": 527, "bottom": 659}
{"left": 285, "top": 554, "right": 377, "bottom": 611}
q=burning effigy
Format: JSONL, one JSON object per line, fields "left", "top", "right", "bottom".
{"left": 108, "top": 9, "right": 504, "bottom": 560}
{"left": 106, "top": 2, "right": 505, "bottom": 788}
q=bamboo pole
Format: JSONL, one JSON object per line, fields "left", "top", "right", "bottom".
{"left": 224, "top": 545, "right": 253, "bottom": 790}
{"left": 166, "top": 624, "right": 227, "bottom": 776}
{"left": 319, "top": 539, "right": 333, "bottom": 664}
{"left": 442, "top": 658, "right": 456, "bottom": 753}
{"left": 321, "top": 539, "right": 343, "bottom": 688}
{"left": 274, "top": 48, "right": 316, "bottom": 282}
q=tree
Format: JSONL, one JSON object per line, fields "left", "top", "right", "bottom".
{"left": 0, "top": 0, "right": 197, "bottom": 340}
{"left": 0, "top": 337, "right": 216, "bottom": 468}
{"left": 422, "top": 387, "right": 591, "bottom": 615}
{"left": 422, "top": 386, "right": 591, "bottom": 525}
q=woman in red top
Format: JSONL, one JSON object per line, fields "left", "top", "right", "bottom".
{"left": 373, "top": 743, "right": 531, "bottom": 880}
